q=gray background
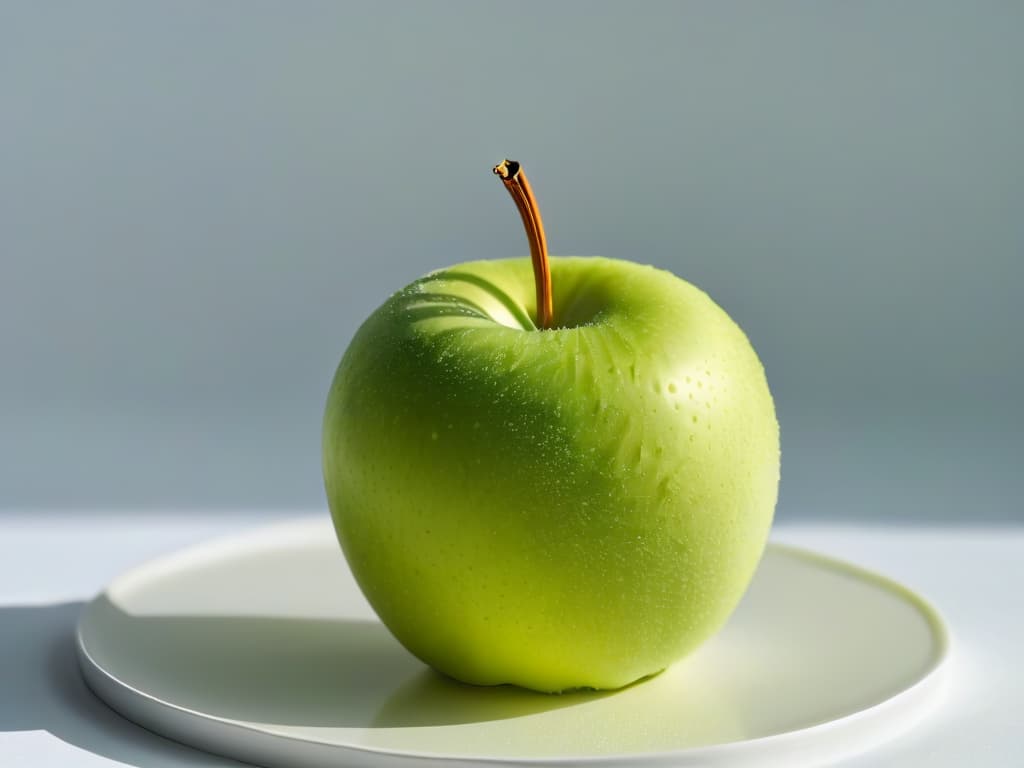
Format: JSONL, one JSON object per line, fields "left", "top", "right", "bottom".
{"left": 2, "top": 1, "right": 1020, "bottom": 522}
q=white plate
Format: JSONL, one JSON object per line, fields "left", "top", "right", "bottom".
{"left": 76, "top": 518, "right": 948, "bottom": 767}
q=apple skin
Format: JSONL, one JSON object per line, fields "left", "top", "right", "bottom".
{"left": 323, "top": 256, "right": 779, "bottom": 693}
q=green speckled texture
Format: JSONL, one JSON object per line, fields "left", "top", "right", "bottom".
{"left": 323, "top": 257, "right": 779, "bottom": 693}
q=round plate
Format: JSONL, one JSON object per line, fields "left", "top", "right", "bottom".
{"left": 77, "top": 518, "right": 948, "bottom": 767}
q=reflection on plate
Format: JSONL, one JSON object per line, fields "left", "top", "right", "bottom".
{"left": 77, "top": 518, "right": 948, "bottom": 767}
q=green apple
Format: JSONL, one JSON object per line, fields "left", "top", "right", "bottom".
{"left": 323, "top": 166, "right": 779, "bottom": 693}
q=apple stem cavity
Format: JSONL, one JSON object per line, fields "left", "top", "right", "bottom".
{"left": 493, "top": 159, "right": 553, "bottom": 330}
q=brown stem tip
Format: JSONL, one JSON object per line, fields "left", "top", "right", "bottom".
{"left": 493, "top": 159, "right": 553, "bottom": 329}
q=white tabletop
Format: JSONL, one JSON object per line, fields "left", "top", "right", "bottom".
{"left": 1, "top": 511, "right": 1020, "bottom": 767}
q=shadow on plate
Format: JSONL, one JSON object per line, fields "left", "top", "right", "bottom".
{"left": 80, "top": 595, "right": 617, "bottom": 729}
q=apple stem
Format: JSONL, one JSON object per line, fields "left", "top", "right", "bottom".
{"left": 493, "top": 159, "right": 553, "bottom": 330}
